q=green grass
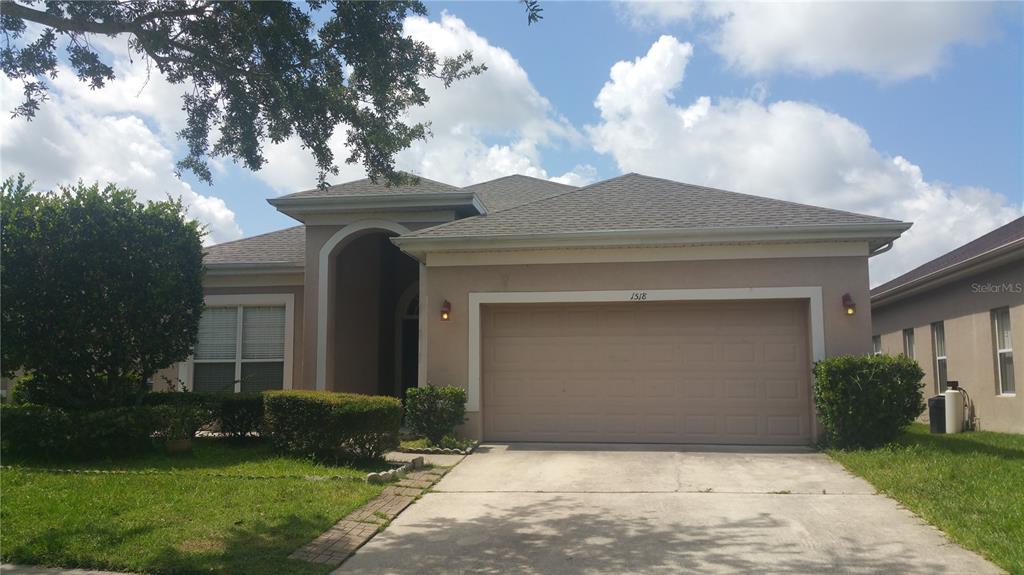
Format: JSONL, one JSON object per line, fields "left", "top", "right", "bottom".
{"left": 400, "top": 436, "right": 475, "bottom": 451}
{"left": 829, "top": 423, "right": 1024, "bottom": 574}
{"left": 1, "top": 439, "right": 385, "bottom": 574}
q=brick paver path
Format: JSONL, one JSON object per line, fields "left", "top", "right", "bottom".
{"left": 289, "top": 469, "right": 447, "bottom": 567}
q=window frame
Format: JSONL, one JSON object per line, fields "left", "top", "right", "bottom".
{"left": 992, "top": 307, "right": 1015, "bottom": 396}
{"left": 902, "top": 328, "right": 915, "bottom": 359}
{"left": 931, "top": 321, "right": 947, "bottom": 393}
{"left": 179, "top": 293, "right": 294, "bottom": 392}
{"left": 872, "top": 335, "right": 882, "bottom": 356}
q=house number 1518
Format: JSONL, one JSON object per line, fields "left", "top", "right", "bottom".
{"left": 630, "top": 291, "right": 648, "bottom": 301}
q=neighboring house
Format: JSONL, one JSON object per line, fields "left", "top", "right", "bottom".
{"left": 158, "top": 172, "right": 911, "bottom": 445}
{"left": 872, "top": 217, "right": 1023, "bottom": 434}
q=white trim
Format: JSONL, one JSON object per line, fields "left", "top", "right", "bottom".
{"left": 316, "top": 220, "right": 411, "bottom": 391}
{"left": 181, "top": 293, "right": 295, "bottom": 391}
{"left": 424, "top": 242, "right": 869, "bottom": 267}
{"left": 992, "top": 307, "right": 1015, "bottom": 395}
{"left": 466, "top": 287, "right": 826, "bottom": 413}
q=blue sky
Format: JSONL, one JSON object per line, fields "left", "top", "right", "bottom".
{"left": 1, "top": 1, "right": 1021, "bottom": 285}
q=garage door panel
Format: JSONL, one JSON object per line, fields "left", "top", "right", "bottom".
{"left": 483, "top": 300, "right": 811, "bottom": 445}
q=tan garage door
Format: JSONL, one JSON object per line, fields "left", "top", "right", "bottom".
{"left": 482, "top": 300, "right": 812, "bottom": 445}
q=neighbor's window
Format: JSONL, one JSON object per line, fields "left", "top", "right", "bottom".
{"left": 932, "top": 322, "right": 948, "bottom": 393}
{"left": 902, "top": 328, "right": 915, "bottom": 359}
{"left": 193, "top": 305, "right": 286, "bottom": 393}
{"left": 872, "top": 335, "right": 882, "bottom": 356}
{"left": 992, "top": 308, "right": 1015, "bottom": 395}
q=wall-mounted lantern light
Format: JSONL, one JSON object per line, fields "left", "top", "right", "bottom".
{"left": 440, "top": 300, "right": 451, "bottom": 321}
{"left": 842, "top": 293, "right": 856, "bottom": 316}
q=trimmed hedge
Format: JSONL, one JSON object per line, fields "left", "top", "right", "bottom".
{"left": 813, "top": 354, "right": 925, "bottom": 449}
{"left": 263, "top": 391, "right": 401, "bottom": 461}
{"left": 142, "top": 392, "right": 263, "bottom": 437}
{"left": 0, "top": 404, "right": 158, "bottom": 459}
{"left": 404, "top": 385, "right": 467, "bottom": 445}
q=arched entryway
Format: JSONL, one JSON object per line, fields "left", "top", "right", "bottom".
{"left": 394, "top": 282, "right": 419, "bottom": 399}
{"left": 318, "top": 222, "right": 419, "bottom": 396}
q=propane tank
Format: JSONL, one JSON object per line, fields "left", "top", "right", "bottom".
{"left": 945, "top": 382, "right": 964, "bottom": 434}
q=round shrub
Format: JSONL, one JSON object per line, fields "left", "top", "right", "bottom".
{"left": 263, "top": 391, "right": 401, "bottom": 461}
{"left": 404, "top": 385, "right": 467, "bottom": 445}
{"left": 813, "top": 354, "right": 925, "bottom": 449}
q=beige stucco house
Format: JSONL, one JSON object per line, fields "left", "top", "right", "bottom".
{"left": 163, "top": 173, "right": 912, "bottom": 445}
{"left": 872, "top": 217, "right": 1023, "bottom": 434}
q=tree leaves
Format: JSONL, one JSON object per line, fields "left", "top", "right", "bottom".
{"left": 1, "top": 0, "right": 493, "bottom": 187}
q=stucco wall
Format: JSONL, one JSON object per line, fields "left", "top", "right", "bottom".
{"left": 423, "top": 254, "right": 873, "bottom": 440}
{"left": 873, "top": 264, "right": 1023, "bottom": 433}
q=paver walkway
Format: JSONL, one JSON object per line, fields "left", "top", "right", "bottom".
{"left": 290, "top": 468, "right": 447, "bottom": 567}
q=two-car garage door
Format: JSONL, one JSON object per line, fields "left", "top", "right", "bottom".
{"left": 482, "top": 300, "right": 812, "bottom": 445}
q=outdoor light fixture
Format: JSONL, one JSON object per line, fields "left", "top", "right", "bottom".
{"left": 440, "top": 300, "right": 451, "bottom": 321}
{"left": 842, "top": 293, "right": 856, "bottom": 316}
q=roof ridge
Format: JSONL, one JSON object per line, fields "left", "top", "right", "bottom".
{"left": 408, "top": 177, "right": 589, "bottom": 237}
{"left": 204, "top": 225, "right": 303, "bottom": 251}
{"left": 624, "top": 173, "right": 902, "bottom": 224}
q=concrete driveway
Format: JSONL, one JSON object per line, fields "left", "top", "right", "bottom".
{"left": 336, "top": 444, "right": 1001, "bottom": 574}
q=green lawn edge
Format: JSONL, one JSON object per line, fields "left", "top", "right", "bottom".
{"left": 828, "top": 423, "right": 1024, "bottom": 574}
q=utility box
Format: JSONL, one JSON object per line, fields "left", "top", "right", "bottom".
{"left": 945, "top": 387, "right": 965, "bottom": 434}
{"left": 928, "top": 395, "right": 946, "bottom": 434}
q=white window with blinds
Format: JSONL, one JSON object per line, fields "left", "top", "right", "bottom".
{"left": 932, "top": 321, "right": 948, "bottom": 393}
{"left": 992, "top": 308, "right": 1015, "bottom": 395}
{"left": 902, "top": 328, "right": 915, "bottom": 359}
{"left": 182, "top": 294, "right": 294, "bottom": 392}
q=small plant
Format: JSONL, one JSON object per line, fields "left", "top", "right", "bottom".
{"left": 813, "top": 354, "right": 925, "bottom": 449}
{"left": 404, "top": 385, "right": 467, "bottom": 445}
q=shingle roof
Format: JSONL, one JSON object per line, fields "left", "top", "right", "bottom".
{"left": 871, "top": 216, "right": 1024, "bottom": 297}
{"left": 467, "top": 175, "right": 578, "bottom": 212}
{"left": 278, "top": 175, "right": 461, "bottom": 199}
{"left": 204, "top": 226, "right": 305, "bottom": 266}
{"left": 403, "top": 173, "right": 902, "bottom": 240}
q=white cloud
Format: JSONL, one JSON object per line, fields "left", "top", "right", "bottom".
{"left": 588, "top": 36, "right": 1022, "bottom": 285}
{"left": 619, "top": 1, "right": 994, "bottom": 81}
{"left": 0, "top": 54, "right": 242, "bottom": 244}
{"left": 551, "top": 164, "right": 598, "bottom": 187}
{"left": 257, "top": 13, "right": 582, "bottom": 191}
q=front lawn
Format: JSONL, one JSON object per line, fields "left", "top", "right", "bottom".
{"left": 1, "top": 439, "right": 385, "bottom": 575}
{"left": 829, "top": 423, "right": 1023, "bottom": 574}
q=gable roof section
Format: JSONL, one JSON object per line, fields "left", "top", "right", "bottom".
{"left": 871, "top": 216, "right": 1024, "bottom": 304}
{"left": 396, "top": 173, "right": 909, "bottom": 253}
{"left": 204, "top": 225, "right": 305, "bottom": 268}
{"left": 277, "top": 175, "right": 462, "bottom": 199}
{"left": 466, "top": 175, "right": 577, "bottom": 212}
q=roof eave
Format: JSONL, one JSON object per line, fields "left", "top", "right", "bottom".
{"left": 205, "top": 262, "right": 305, "bottom": 275}
{"left": 871, "top": 237, "right": 1024, "bottom": 307}
{"left": 393, "top": 221, "right": 911, "bottom": 260}
{"left": 267, "top": 192, "right": 484, "bottom": 222}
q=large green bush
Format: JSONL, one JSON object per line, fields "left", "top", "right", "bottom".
{"left": 813, "top": 354, "right": 925, "bottom": 449}
{"left": 1, "top": 176, "right": 205, "bottom": 410}
{"left": 405, "top": 385, "right": 467, "bottom": 445}
{"left": 1, "top": 404, "right": 158, "bottom": 460}
{"left": 143, "top": 391, "right": 263, "bottom": 437}
{"left": 263, "top": 391, "right": 401, "bottom": 461}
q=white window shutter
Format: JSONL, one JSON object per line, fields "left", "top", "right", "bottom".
{"left": 195, "top": 307, "right": 239, "bottom": 360}
{"left": 242, "top": 306, "right": 286, "bottom": 360}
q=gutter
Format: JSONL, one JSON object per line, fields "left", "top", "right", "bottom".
{"left": 393, "top": 221, "right": 912, "bottom": 258}
{"left": 267, "top": 192, "right": 485, "bottom": 217}
{"left": 204, "top": 262, "right": 304, "bottom": 275}
{"left": 871, "top": 237, "right": 1024, "bottom": 307}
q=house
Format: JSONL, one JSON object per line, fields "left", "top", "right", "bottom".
{"left": 871, "top": 217, "right": 1023, "bottom": 434}
{"left": 160, "top": 172, "right": 912, "bottom": 445}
